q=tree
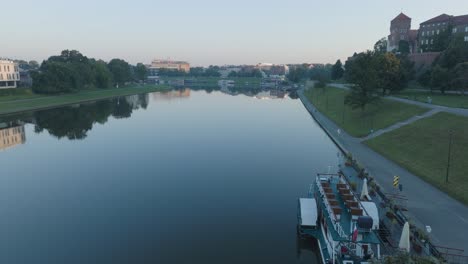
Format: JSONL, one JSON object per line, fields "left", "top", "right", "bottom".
{"left": 134, "top": 63, "right": 147, "bottom": 81}
{"left": 429, "top": 35, "right": 468, "bottom": 93}
{"left": 204, "top": 66, "right": 221, "bottom": 77}
{"left": 108, "top": 58, "right": 132, "bottom": 86}
{"left": 398, "top": 40, "right": 410, "bottom": 54}
{"left": 374, "top": 38, "right": 388, "bottom": 54}
{"left": 331, "top": 60, "right": 344, "bottom": 80}
{"left": 344, "top": 51, "right": 380, "bottom": 110}
{"left": 32, "top": 62, "right": 78, "bottom": 94}
{"left": 93, "top": 60, "right": 113, "bottom": 88}
{"left": 189, "top": 67, "right": 204, "bottom": 77}
{"left": 375, "top": 53, "right": 405, "bottom": 95}
{"left": 29, "top": 60, "right": 39, "bottom": 69}
{"left": 430, "top": 65, "right": 450, "bottom": 93}
{"left": 287, "top": 64, "right": 309, "bottom": 83}
{"left": 451, "top": 62, "right": 468, "bottom": 94}
{"left": 228, "top": 70, "right": 238, "bottom": 77}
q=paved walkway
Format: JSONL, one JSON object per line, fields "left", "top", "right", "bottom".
{"left": 298, "top": 89, "right": 468, "bottom": 254}
{"left": 360, "top": 109, "right": 440, "bottom": 141}
{"left": 330, "top": 83, "right": 468, "bottom": 118}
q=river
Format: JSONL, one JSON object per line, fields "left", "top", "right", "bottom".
{"left": 0, "top": 88, "right": 340, "bottom": 264}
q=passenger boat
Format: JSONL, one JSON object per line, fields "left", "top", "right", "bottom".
{"left": 297, "top": 173, "right": 381, "bottom": 264}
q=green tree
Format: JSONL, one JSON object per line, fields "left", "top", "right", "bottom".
{"left": 344, "top": 51, "right": 380, "bottom": 110}
{"left": 398, "top": 40, "right": 410, "bottom": 54}
{"left": 32, "top": 62, "right": 78, "bottom": 94}
{"left": 376, "top": 53, "right": 406, "bottom": 95}
{"left": 203, "top": 66, "right": 221, "bottom": 77}
{"left": 134, "top": 63, "right": 147, "bottom": 81}
{"left": 450, "top": 62, "right": 468, "bottom": 93}
{"left": 228, "top": 70, "right": 238, "bottom": 77}
{"left": 331, "top": 59, "right": 344, "bottom": 80}
{"left": 189, "top": 67, "right": 204, "bottom": 77}
{"left": 92, "top": 60, "right": 113, "bottom": 88}
{"left": 430, "top": 65, "right": 450, "bottom": 93}
{"left": 108, "top": 58, "right": 132, "bottom": 86}
{"left": 374, "top": 37, "right": 388, "bottom": 54}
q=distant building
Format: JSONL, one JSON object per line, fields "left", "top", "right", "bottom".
{"left": 0, "top": 123, "right": 26, "bottom": 151}
{"left": 256, "top": 63, "right": 289, "bottom": 76}
{"left": 418, "top": 14, "right": 468, "bottom": 50}
{"left": 387, "top": 12, "right": 468, "bottom": 54}
{"left": 387, "top": 13, "right": 419, "bottom": 53}
{"left": 147, "top": 59, "right": 190, "bottom": 75}
{"left": 0, "top": 59, "right": 20, "bottom": 89}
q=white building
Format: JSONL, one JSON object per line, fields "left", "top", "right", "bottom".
{"left": 0, "top": 59, "right": 20, "bottom": 89}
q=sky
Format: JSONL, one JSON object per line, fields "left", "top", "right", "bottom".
{"left": 2, "top": 0, "right": 468, "bottom": 66}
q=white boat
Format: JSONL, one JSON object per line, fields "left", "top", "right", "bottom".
{"left": 298, "top": 173, "right": 381, "bottom": 264}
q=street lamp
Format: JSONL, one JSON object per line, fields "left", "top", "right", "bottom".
{"left": 445, "top": 130, "right": 453, "bottom": 183}
{"left": 342, "top": 98, "right": 345, "bottom": 125}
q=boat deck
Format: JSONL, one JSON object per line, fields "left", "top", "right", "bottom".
{"left": 317, "top": 175, "right": 380, "bottom": 244}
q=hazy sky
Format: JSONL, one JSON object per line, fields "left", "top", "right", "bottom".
{"left": 2, "top": 0, "right": 468, "bottom": 66}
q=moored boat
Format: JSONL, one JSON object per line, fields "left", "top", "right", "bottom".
{"left": 298, "top": 173, "right": 381, "bottom": 264}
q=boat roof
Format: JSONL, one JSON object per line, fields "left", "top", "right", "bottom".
{"left": 361, "top": 201, "right": 379, "bottom": 229}
{"left": 299, "top": 198, "right": 317, "bottom": 226}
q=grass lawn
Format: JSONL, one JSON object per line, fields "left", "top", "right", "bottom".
{"left": 0, "top": 85, "right": 169, "bottom": 115}
{"left": 395, "top": 90, "right": 468, "bottom": 109}
{"left": 365, "top": 112, "right": 468, "bottom": 205}
{"left": 304, "top": 86, "right": 429, "bottom": 137}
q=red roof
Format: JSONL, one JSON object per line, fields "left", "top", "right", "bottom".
{"left": 453, "top": 15, "right": 468, "bottom": 25}
{"left": 391, "top": 12, "right": 411, "bottom": 22}
{"left": 421, "top": 14, "right": 451, "bottom": 24}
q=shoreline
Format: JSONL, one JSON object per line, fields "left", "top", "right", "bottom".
{"left": 0, "top": 85, "right": 170, "bottom": 117}
{"left": 298, "top": 89, "right": 349, "bottom": 155}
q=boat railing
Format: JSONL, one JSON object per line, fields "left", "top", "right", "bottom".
{"left": 316, "top": 176, "right": 347, "bottom": 239}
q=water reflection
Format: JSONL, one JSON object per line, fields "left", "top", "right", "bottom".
{"left": 0, "top": 88, "right": 297, "bottom": 145}
{"left": 0, "top": 122, "right": 26, "bottom": 151}
{"left": 0, "top": 88, "right": 331, "bottom": 264}
{"left": 151, "top": 88, "right": 191, "bottom": 101}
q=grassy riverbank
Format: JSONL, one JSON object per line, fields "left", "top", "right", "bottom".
{"left": 0, "top": 85, "right": 169, "bottom": 115}
{"left": 304, "top": 86, "right": 428, "bottom": 137}
{"left": 365, "top": 112, "right": 468, "bottom": 205}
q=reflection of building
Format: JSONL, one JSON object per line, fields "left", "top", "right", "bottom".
{"left": 0, "top": 59, "right": 20, "bottom": 89}
{"left": 0, "top": 123, "right": 26, "bottom": 150}
{"left": 147, "top": 59, "right": 190, "bottom": 75}
{"left": 151, "top": 88, "right": 191, "bottom": 101}
{"left": 254, "top": 90, "right": 286, "bottom": 100}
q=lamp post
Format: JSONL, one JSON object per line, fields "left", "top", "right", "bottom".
{"left": 342, "top": 98, "right": 345, "bottom": 125}
{"left": 446, "top": 130, "right": 453, "bottom": 183}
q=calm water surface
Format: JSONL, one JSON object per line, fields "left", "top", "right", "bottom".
{"left": 0, "top": 89, "right": 340, "bottom": 264}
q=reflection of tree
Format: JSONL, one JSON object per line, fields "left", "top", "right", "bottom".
{"left": 32, "top": 95, "right": 149, "bottom": 140}
{"left": 112, "top": 97, "right": 133, "bottom": 119}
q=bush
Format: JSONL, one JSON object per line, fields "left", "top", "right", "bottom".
{"left": 314, "top": 81, "right": 326, "bottom": 88}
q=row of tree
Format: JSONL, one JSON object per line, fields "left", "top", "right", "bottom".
{"left": 157, "top": 66, "right": 222, "bottom": 77}
{"left": 418, "top": 35, "right": 468, "bottom": 93}
{"left": 287, "top": 64, "right": 333, "bottom": 84}
{"left": 31, "top": 50, "right": 148, "bottom": 94}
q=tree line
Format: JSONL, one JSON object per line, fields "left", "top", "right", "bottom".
{"left": 418, "top": 35, "right": 468, "bottom": 94}
{"left": 158, "top": 66, "right": 222, "bottom": 78}
{"left": 31, "top": 50, "right": 148, "bottom": 94}
{"left": 331, "top": 33, "right": 467, "bottom": 110}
